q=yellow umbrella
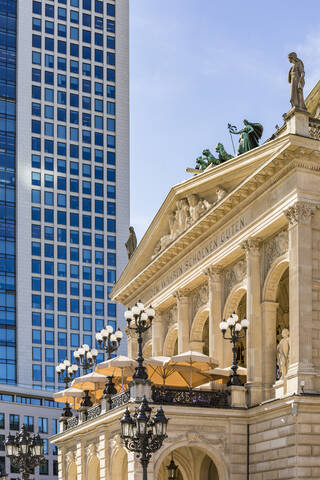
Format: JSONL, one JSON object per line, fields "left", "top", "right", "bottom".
{"left": 170, "top": 351, "right": 218, "bottom": 389}
{"left": 53, "top": 387, "right": 83, "bottom": 409}
{"left": 96, "top": 355, "right": 138, "bottom": 391}
{"left": 205, "top": 366, "right": 247, "bottom": 384}
{"left": 71, "top": 372, "right": 106, "bottom": 403}
{"left": 145, "top": 356, "right": 211, "bottom": 388}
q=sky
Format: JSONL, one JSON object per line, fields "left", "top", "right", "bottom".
{"left": 129, "top": 1, "right": 320, "bottom": 241}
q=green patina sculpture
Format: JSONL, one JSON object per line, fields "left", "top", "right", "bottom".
{"left": 228, "top": 120, "right": 263, "bottom": 155}
{"left": 195, "top": 144, "right": 233, "bottom": 171}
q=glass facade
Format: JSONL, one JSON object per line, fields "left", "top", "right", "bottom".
{"left": 30, "top": 0, "right": 118, "bottom": 389}
{"left": 0, "top": 0, "right": 16, "bottom": 385}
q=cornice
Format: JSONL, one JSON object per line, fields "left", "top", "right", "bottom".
{"left": 113, "top": 138, "right": 320, "bottom": 305}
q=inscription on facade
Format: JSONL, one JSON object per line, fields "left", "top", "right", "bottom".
{"left": 147, "top": 216, "right": 246, "bottom": 299}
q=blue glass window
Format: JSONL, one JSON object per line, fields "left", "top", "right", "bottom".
{"left": 58, "top": 57, "right": 66, "bottom": 71}
{"left": 32, "top": 51, "right": 41, "bottom": 65}
{"left": 45, "top": 348, "right": 54, "bottom": 363}
{"left": 33, "top": 347, "right": 41, "bottom": 361}
{"left": 32, "top": 365, "right": 42, "bottom": 382}
{"left": 71, "top": 333, "right": 79, "bottom": 347}
{"left": 58, "top": 23, "right": 66, "bottom": 37}
{"left": 70, "top": 265, "right": 79, "bottom": 278}
{"left": 83, "top": 266, "right": 91, "bottom": 280}
{"left": 95, "top": 268, "right": 104, "bottom": 282}
{"left": 107, "top": 52, "right": 115, "bottom": 66}
{"left": 58, "top": 263, "right": 66, "bottom": 277}
{"left": 58, "top": 40, "right": 66, "bottom": 54}
{"left": 70, "top": 27, "right": 79, "bottom": 40}
{"left": 45, "top": 313, "right": 54, "bottom": 327}
{"left": 32, "top": 329, "right": 41, "bottom": 344}
{"left": 70, "top": 10, "right": 79, "bottom": 23}
{"left": 58, "top": 315, "right": 67, "bottom": 329}
{"left": 45, "top": 331, "right": 54, "bottom": 345}
{"left": 45, "top": 261, "right": 54, "bottom": 275}
{"left": 45, "top": 296, "right": 54, "bottom": 311}
{"left": 83, "top": 63, "right": 91, "bottom": 76}
{"left": 33, "top": 1, "right": 41, "bottom": 14}
{"left": 45, "top": 37, "right": 54, "bottom": 51}
{"left": 32, "top": 312, "right": 41, "bottom": 326}
{"left": 58, "top": 332, "right": 67, "bottom": 346}
{"left": 83, "top": 13, "right": 91, "bottom": 26}
{"left": 107, "top": 4, "right": 115, "bottom": 16}
{"left": 107, "top": 269, "right": 116, "bottom": 283}
{"left": 45, "top": 21, "right": 54, "bottom": 34}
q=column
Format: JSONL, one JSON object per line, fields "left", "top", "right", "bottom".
{"left": 174, "top": 291, "right": 190, "bottom": 353}
{"left": 152, "top": 311, "right": 165, "bottom": 356}
{"left": 261, "top": 301, "right": 278, "bottom": 400}
{"left": 204, "top": 266, "right": 223, "bottom": 363}
{"left": 285, "top": 201, "right": 316, "bottom": 393}
{"left": 241, "top": 237, "right": 263, "bottom": 405}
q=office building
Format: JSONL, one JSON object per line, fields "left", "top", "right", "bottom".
{"left": 0, "top": 0, "right": 129, "bottom": 477}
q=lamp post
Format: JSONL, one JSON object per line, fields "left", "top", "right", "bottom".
{"left": 5, "top": 425, "right": 45, "bottom": 480}
{"left": 73, "top": 344, "right": 98, "bottom": 374}
{"left": 96, "top": 325, "right": 123, "bottom": 359}
{"left": 167, "top": 453, "right": 179, "bottom": 480}
{"left": 56, "top": 359, "right": 79, "bottom": 419}
{"left": 124, "top": 301, "right": 155, "bottom": 380}
{"left": 73, "top": 345, "right": 98, "bottom": 410}
{"left": 219, "top": 312, "right": 249, "bottom": 386}
{"left": 120, "top": 396, "right": 168, "bottom": 480}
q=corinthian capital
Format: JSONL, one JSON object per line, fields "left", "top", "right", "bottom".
{"left": 203, "top": 265, "right": 223, "bottom": 282}
{"left": 173, "top": 289, "right": 189, "bottom": 303}
{"left": 284, "top": 202, "right": 316, "bottom": 226}
{"left": 240, "top": 237, "right": 261, "bottom": 256}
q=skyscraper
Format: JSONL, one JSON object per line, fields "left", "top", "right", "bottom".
{"left": 0, "top": 0, "right": 129, "bottom": 477}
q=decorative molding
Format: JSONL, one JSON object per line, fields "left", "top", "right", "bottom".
{"left": 284, "top": 201, "right": 316, "bottom": 226}
{"left": 65, "top": 450, "right": 75, "bottom": 467}
{"left": 86, "top": 443, "right": 98, "bottom": 461}
{"left": 240, "top": 237, "right": 261, "bottom": 256}
{"left": 263, "top": 230, "right": 288, "bottom": 278}
{"left": 152, "top": 194, "right": 212, "bottom": 259}
{"left": 224, "top": 258, "right": 247, "bottom": 299}
{"left": 191, "top": 284, "right": 209, "bottom": 317}
{"left": 203, "top": 265, "right": 223, "bottom": 282}
{"left": 169, "top": 431, "right": 225, "bottom": 451}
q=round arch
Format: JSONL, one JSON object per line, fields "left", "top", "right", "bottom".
{"left": 143, "top": 339, "right": 152, "bottom": 357}
{"left": 223, "top": 283, "right": 247, "bottom": 320}
{"left": 190, "top": 305, "right": 210, "bottom": 344}
{"left": 87, "top": 455, "right": 100, "bottom": 479}
{"left": 154, "top": 441, "right": 229, "bottom": 480}
{"left": 163, "top": 324, "right": 178, "bottom": 356}
{"left": 67, "top": 462, "right": 77, "bottom": 480}
{"left": 263, "top": 254, "right": 289, "bottom": 302}
{"left": 157, "top": 448, "right": 192, "bottom": 480}
{"left": 110, "top": 445, "right": 128, "bottom": 480}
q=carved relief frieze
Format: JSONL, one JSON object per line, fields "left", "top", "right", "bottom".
{"left": 263, "top": 229, "right": 288, "bottom": 279}
{"left": 162, "top": 305, "right": 178, "bottom": 327}
{"left": 223, "top": 258, "right": 247, "bottom": 301}
{"left": 190, "top": 284, "right": 209, "bottom": 317}
{"left": 152, "top": 194, "right": 212, "bottom": 259}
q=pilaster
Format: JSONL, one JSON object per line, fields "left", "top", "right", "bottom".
{"left": 261, "top": 301, "right": 279, "bottom": 400}
{"left": 173, "top": 290, "right": 190, "bottom": 353}
{"left": 76, "top": 437, "right": 84, "bottom": 480}
{"left": 204, "top": 266, "right": 223, "bottom": 363}
{"left": 152, "top": 311, "right": 165, "bottom": 356}
{"left": 241, "top": 237, "right": 263, "bottom": 405}
{"left": 284, "top": 201, "right": 316, "bottom": 393}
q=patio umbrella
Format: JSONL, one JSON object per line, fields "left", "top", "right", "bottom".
{"left": 71, "top": 371, "right": 106, "bottom": 403}
{"left": 96, "top": 355, "right": 138, "bottom": 391}
{"left": 170, "top": 351, "right": 218, "bottom": 389}
{"left": 205, "top": 366, "right": 247, "bottom": 383}
{"left": 53, "top": 387, "right": 83, "bottom": 409}
{"left": 145, "top": 356, "right": 211, "bottom": 389}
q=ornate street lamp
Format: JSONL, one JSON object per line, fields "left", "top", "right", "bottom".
{"left": 56, "top": 359, "right": 78, "bottom": 387}
{"left": 219, "top": 312, "right": 249, "bottom": 386}
{"left": 73, "top": 344, "right": 98, "bottom": 374}
{"left": 124, "top": 301, "right": 155, "bottom": 380}
{"left": 167, "top": 453, "right": 179, "bottom": 480}
{"left": 56, "top": 359, "right": 79, "bottom": 419}
{"left": 120, "top": 396, "right": 168, "bottom": 480}
{"left": 5, "top": 425, "right": 45, "bottom": 480}
{"left": 96, "top": 325, "right": 123, "bottom": 360}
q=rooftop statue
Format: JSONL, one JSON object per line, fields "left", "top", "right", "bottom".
{"left": 228, "top": 120, "right": 263, "bottom": 155}
{"left": 195, "top": 144, "right": 233, "bottom": 171}
{"left": 125, "top": 226, "right": 137, "bottom": 260}
{"left": 288, "top": 52, "right": 307, "bottom": 110}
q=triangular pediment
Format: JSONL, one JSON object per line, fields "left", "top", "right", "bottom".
{"left": 306, "top": 80, "right": 320, "bottom": 118}
{"left": 113, "top": 133, "right": 299, "bottom": 305}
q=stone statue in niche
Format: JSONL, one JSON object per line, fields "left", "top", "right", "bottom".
{"left": 277, "top": 329, "right": 290, "bottom": 380}
{"left": 152, "top": 194, "right": 211, "bottom": 258}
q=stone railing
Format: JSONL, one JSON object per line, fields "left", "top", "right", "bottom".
{"left": 151, "top": 386, "right": 230, "bottom": 408}
{"left": 309, "top": 117, "right": 320, "bottom": 140}
{"left": 86, "top": 404, "right": 102, "bottom": 421}
{"left": 66, "top": 416, "right": 79, "bottom": 429}
{"left": 110, "top": 390, "right": 130, "bottom": 410}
